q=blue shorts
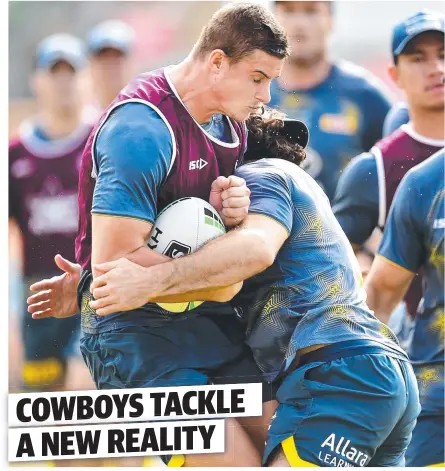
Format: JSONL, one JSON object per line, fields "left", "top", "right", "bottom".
{"left": 405, "top": 362, "right": 444, "bottom": 467}
{"left": 22, "top": 276, "right": 81, "bottom": 390}
{"left": 80, "top": 314, "right": 275, "bottom": 401}
{"left": 264, "top": 340, "right": 421, "bottom": 467}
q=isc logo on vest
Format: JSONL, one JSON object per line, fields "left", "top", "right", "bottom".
{"left": 189, "top": 159, "right": 208, "bottom": 170}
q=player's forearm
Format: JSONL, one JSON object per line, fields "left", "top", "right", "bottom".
{"left": 126, "top": 246, "right": 170, "bottom": 268}
{"left": 127, "top": 248, "right": 243, "bottom": 301}
{"left": 93, "top": 245, "right": 169, "bottom": 279}
{"left": 147, "top": 228, "right": 274, "bottom": 300}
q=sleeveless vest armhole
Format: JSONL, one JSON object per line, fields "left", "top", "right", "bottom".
{"left": 90, "top": 98, "right": 177, "bottom": 179}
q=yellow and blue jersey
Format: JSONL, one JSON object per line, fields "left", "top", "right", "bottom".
{"left": 269, "top": 60, "right": 392, "bottom": 200}
{"left": 378, "top": 149, "right": 444, "bottom": 416}
{"left": 234, "top": 158, "right": 405, "bottom": 381}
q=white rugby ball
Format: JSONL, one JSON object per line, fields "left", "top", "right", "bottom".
{"left": 147, "top": 197, "right": 226, "bottom": 312}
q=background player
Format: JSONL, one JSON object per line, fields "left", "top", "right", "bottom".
{"left": 269, "top": 0, "right": 393, "bottom": 201}
{"left": 85, "top": 20, "right": 136, "bottom": 113}
{"left": 9, "top": 34, "right": 95, "bottom": 393}
{"left": 365, "top": 149, "right": 444, "bottom": 467}
{"left": 332, "top": 10, "right": 444, "bottom": 317}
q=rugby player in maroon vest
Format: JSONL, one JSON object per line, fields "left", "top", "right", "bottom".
{"left": 332, "top": 10, "right": 444, "bottom": 320}
{"left": 28, "top": 4, "right": 288, "bottom": 466}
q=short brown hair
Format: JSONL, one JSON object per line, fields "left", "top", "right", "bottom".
{"left": 193, "top": 3, "right": 290, "bottom": 63}
{"left": 245, "top": 108, "right": 306, "bottom": 166}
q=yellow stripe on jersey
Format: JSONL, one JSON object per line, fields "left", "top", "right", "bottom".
{"left": 281, "top": 436, "right": 318, "bottom": 467}
{"left": 375, "top": 254, "right": 416, "bottom": 275}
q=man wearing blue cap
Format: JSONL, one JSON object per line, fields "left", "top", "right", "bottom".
{"left": 333, "top": 11, "right": 444, "bottom": 466}
{"left": 333, "top": 9, "right": 444, "bottom": 306}
{"left": 86, "top": 20, "right": 136, "bottom": 111}
{"left": 9, "top": 33, "right": 95, "bottom": 393}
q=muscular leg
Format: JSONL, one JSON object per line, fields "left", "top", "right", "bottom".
{"left": 237, "top": 399, "right": 278, "bottom": 454}
{"left": 184, "top": 418, "right": 261, "bottom": 467}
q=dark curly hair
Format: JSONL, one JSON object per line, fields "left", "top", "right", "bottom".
{"left": 245, "top": 108, "right": 306, "bottom": 166}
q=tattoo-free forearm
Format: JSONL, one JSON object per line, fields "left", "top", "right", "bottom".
{"left": 146, "top": 226, "right": 275, "bottom": 300}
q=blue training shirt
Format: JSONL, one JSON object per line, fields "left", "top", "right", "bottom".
{"left": 332, "top": 153, "right": 379, "bottom": 245}
{"left": 269, "top": 60, "right": 392, "bottom": 201}
{"left": 378, "top": 149, "right": 444, "bottom": 414}
{"left": 234, "top": 158, "right": 405, "bottom": 381}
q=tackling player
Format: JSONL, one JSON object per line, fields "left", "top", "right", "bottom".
{"left": 332, "top": 10, "right": 444, "bottom": 319}
{"left": 268, "top": 0, "right": 393, "bottom": 201}
{"left": 83, "top": 108, "right": 420, "bottom": 467}
{"left": 365, "top": 149, "right": 444, "bottom": 467}
{"left": 9, "top": 34, "right": 94, "bottom": 393}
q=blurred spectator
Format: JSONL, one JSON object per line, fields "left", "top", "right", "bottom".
{"left": 9, "top": 33, "right": 95, "bottom": 393}
{"left": 86, "top": 20, "right": 136, "bottom": 112}
{"left": 269, "top": 1, "right": 394, "bottom": 202}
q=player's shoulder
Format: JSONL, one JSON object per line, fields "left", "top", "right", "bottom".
{"left": 119, "top": 67, "right": 174, "bottom": 104}
{"left": 102, "top": 101, "right": 172, "bottom": 140}
{"left": 237, "top": 158, "right": 291, "bottom": 187}
{"left": 238, "top": 158, "right": 285, "bottom": 177}
{"left": 333, "top": 60, "right": 392, "bottom": 98}
{"left": 342, "top": 151, "right": 377, "bottom": 179}
{"left": 404, "top": 148, "right": 444, "bottom": 188}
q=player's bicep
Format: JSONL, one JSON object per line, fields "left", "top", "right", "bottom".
{"left": 92, "top": 214, "right": 153, "bottom": 266}
{"left": 237, "top": 167, "right": 293, "bottom": 234}
{"left": 92, "top": 103, "right": 173, "bottom": 224}
{"left": 242, "top": 213, "right": 289, "bottom": 257}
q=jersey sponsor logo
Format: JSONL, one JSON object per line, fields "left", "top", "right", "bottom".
{"left": 281, "top": 93, "right": 312, "bottom": 111}
{"left": 189, "top": 159, "right": 208, "bottom": 171}
{"left": 318, "top": 433, "right": 369, "bottom": 467}
{"left": 319, "top": 103, "right": 359, "bottom": 135}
